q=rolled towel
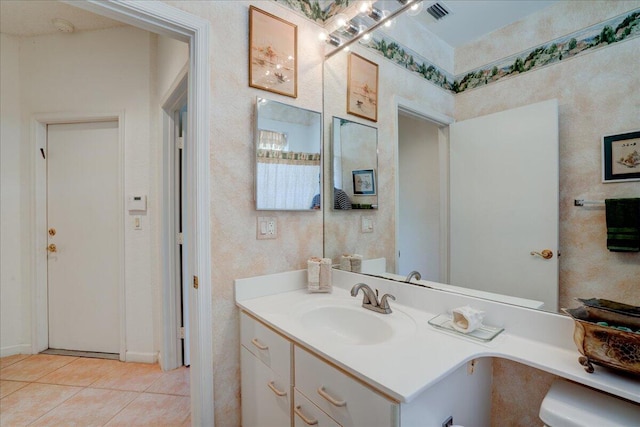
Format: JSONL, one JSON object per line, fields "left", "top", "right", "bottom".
{"left": 307, "top": 257, "right": 321, "bottom": 292}
{"left": 350, "top": 254, "right": 363, "bottom": 273}
{"left": 340, "top": 254, "right": 351, "bottom": 271}
{"left": 318, "top": 258, "right": 333, "bottom": 293}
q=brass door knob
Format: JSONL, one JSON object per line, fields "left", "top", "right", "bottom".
{"left": 530, "top": 249, "right": 553, "bottom": 259}
{"left": 48, "top": 228, "right": 56, "bottom": 236}
{"left": 47, "top": 243, "right": 57, "bottom": 253}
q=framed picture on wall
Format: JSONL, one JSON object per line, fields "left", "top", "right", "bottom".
{"left": 248, "top": 6, "right": 297, "bottom": 98}
{"left": 352, "top": 169, "right": 376, "bottom": 195}
{"left": 602, "top": 130, "right": 640, "bottom": 183}
{"left": 347, "top": 53, "right": 378, "bottom": 122}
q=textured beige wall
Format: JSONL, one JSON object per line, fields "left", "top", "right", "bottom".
{"left": 491, "top": 358, "right": 559, "bottom": 426}
{"left": 164, "top": 1, "right": 324, "bottom": 424}
{"left": 456, "top": 1, "right": 640, "bottom": 421}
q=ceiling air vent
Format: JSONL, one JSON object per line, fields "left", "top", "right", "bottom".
{"left": 426, "top": 2, "right": 450, "bottom": 20}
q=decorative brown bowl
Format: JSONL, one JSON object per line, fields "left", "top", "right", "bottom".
{"left": 563, "top": 306, "right": 640, "bottom": 375}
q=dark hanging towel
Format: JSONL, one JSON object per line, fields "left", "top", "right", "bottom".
{"left": 605, "top": 198, "right": 640, "bottom": 252}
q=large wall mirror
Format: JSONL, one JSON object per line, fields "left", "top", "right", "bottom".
{"left": 323, "top": 0, "right": 568, "bottom": 311}
{"left": 255, "top": 97, "right": 321, "bottom": 210}
{"left": 331, "top": 117, "right": 378, "bottom": 210}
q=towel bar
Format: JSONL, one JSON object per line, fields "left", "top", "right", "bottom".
{"left": 574, "top": 199, "right": 604, "bottom": 207}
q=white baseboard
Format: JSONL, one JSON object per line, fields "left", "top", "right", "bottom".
{"left": 125, "top": 351, "right": 158, "bottom": 364}
{"left": 1, "top": 344, "right": 33, "bottom": 358}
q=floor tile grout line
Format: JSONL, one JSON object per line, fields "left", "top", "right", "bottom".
{"left": 24, "top": 378, "right": 86, "bottom": 426}
{"left": 101, "top": 390, "right": 144, "bottom": 426}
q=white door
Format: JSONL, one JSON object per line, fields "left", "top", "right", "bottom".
{"left": 47, "top": 121, "right": 120, "bottom": 353}
{"left": 449, "top": 99, "right": 559, "bottom": 310}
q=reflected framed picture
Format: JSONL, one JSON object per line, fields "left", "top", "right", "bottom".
{"left": 249, "top": 6, "right": 297, "bottom": 98}
{"left": 602, "top": 130, "right": 640, "bottom": 183}
{"left": 352, "top": 169, "right": 376, "bottom": 195}
{"left": 347, "top": 53, "right": 378, "bottom": 122}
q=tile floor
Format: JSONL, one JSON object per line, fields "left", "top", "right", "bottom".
{"left": 0, "top": 354, "right": 190, "bottom": 426}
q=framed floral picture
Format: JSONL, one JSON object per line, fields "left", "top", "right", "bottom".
{"left": 602, "top": 130, "right": 640, "bottom": 183}
{"left": 249, "top": 6, "right": 297, "bottom": 98}
{"left": 352, "top": 169, "right": 376, "bottom": 195}
{"left": 347, "top": 53, "right": 378, "bottom": 122}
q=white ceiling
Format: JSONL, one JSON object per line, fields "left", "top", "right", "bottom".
{"left": 0, "top": 0, "right": 124, "bottom": 36}
{"left": 404, "top": 0, "right": 559, "bottom": 47}
{"left": 1, "top": 0, "right": 558, "bottom": 48}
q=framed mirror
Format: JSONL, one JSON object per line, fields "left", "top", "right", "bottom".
{"left": 255, "top": 97, "right": 321, "bottom": 210}
{"left": 331, "top": 117, "right": 378, "bottom": 210}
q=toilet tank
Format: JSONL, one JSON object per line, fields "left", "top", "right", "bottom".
{"left": 539, "top": 380, "right": 640, "bottom": 427}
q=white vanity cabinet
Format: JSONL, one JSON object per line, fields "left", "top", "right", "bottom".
{"left": 294, "top": 390, "right": 341, "bottom": 427}
{"left": 240, "top": 313, "right": 292, "bottom": 427}
{"left": 294, "top": 346, "right": 399, "bottom": 427}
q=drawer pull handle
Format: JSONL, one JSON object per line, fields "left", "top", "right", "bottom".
{"left": 317, "top": 386, "right": 346, "bottom": 407}
{"left": 251, "top": 338, "right": 268, "bottom": 350}
{"left": 267, "top": 381, "right": 287, "bottom": 397}
{"left": 294, "top": 405, "right": 318, "bottom": 425}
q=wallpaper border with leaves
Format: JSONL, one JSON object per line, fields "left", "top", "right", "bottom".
{"left": 274, "top": 2, "right": 639, "bottom": 94}
{"left": 362, "top": 8, "right": 639, "bottom": 94}
{"left": 274, "top": 0, "right": 351, "bottom": 24}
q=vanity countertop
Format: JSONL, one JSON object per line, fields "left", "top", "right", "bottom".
{"left": 235, "top": 270, "right": 640, "bottom": 405}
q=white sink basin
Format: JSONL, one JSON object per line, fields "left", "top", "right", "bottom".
{"left": 293, "top": 297, "right": 417, "bottom": 346}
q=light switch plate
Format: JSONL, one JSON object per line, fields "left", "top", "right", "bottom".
{"left": 257, "top": 216, "right": 277, "bottom": 240}
{"left": 361, "top": 216, "right": 374, "bottom": 233}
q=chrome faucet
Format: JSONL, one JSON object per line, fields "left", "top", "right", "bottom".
{"left": 405, "top": 270, "right": 422, "bottom": 282}
{"left": 350, "top": 283, "right": 395, "bottom": 314}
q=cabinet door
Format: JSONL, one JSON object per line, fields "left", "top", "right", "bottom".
{"left": 241, "top": 347, "right": 291, "bottom": 427}
{"left": 294, "top": 390, "right": 341, "bottom": 427}
{"left": 295, "top": 347, "right": 398, "bottom": 427}
{"left": 241, "top": 312, "right": 291, "bottom": 384}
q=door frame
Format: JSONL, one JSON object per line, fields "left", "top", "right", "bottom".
{"left": 160, "top": 66, "right": 188, "bottom": 371}
{"left": 393, "top": 96, "right": 453, "bottom": 283}
{"left": 37, "top": 1, "right": 214, "bottom": 424}
{"left": 34, "top": 114, "right": 126, "bottom": 359}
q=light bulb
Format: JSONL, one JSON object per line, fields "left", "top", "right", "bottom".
{"left": 407, "top": 0, "right": 424, "bottom": 16}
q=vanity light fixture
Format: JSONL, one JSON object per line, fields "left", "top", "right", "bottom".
{"left": 325, "top": 0, "right": 424, "bottom": 58}
{"left": 342, "top": 20, "right": 361, "bottom": 36}
{"left": 328, "top": 34, "right": 342, "bottom": 47}
{"left": 407, "top": 0, "right": 425, "bottom": 16}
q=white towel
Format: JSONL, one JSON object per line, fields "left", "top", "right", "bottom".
{"left": 350, "top": 254, "right": 362, "bottom": 273}
{"left": 318, "top": 258, "right": 332, "bottom": 293}
{"left": 307, "top": 257, "right": 321, "bottom": 292}
{"left": 340, "top": 254, "right": 351, "bottom": 271}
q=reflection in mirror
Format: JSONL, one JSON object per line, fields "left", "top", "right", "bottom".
{"left": 255, "top": 97, "right": 321, "bottom": 210}
{"left": 323, "top": 1, "right": 604, "bottom": 313}
{"left": 332, "top": 117, "right": 378, "bottom": 210}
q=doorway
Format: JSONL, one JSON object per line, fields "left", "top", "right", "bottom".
{"left": 46, "top": 121, "right": 122, "bottom": 356}
{"left": 397, "top": 113, "right": 443, "bottom": 281}
{"left": 30, "top": 2, "right": 213, "bottom": 424}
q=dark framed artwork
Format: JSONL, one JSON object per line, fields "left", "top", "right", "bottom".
{"left": 602, "top": 130, "right": 640, "bottom": 183}
{"left": 352, "top": 169, "right": 376, "bottom": 195}
{"left": 249, "top": 6, "right": 297, "bottom": 98}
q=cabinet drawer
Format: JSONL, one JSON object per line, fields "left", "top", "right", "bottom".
{"left": 294, "top": 389, "right": 340, "bottom": 427}
{"left": 241, "top": 312, "right": 291, "bottom": 384}
{"left": 241, "top": 347, "right": 291, "bottom": 427}
{"left": 294, "top": 346, "right": 398, "bottom": 427}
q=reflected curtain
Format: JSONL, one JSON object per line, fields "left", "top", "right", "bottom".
{"left": 256, "top": 149, "right": 320, "bottom": 209}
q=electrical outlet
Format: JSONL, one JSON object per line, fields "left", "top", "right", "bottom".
{"left": 442, "top": 416, "right": 453, "bottom": 427}
{"left": 257, "top": 216, "right": 277, "bottom": 240}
